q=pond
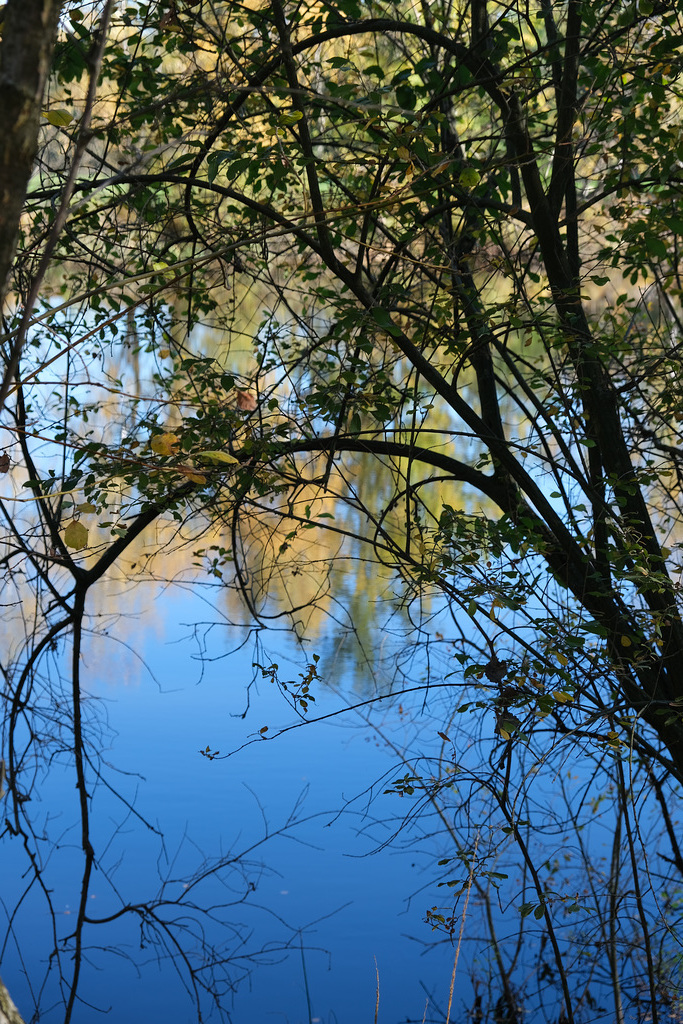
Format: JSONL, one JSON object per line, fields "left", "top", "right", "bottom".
{"left": 2, "top": 307, "right": 682, "bottom": 1024}
{"left": 3, "top": 503, "right": 682, "bottom": 1024}
{"left": 1, "top": 575, "right": 466, "bottom": 1024}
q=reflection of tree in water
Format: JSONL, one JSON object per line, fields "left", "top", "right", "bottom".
{"left": 4, "top": 0, "right": 683, "bottom": 1017}
{"left": 0, "top": 559, "right": 320, "bottom": 1022}
{"left": 3, "top": 308, "right": 683, "bottom": 1023}
{"left": 0, "top": 353, "right": 344, "bottom": 1022}
{"left": 211, "top": 423, "right": 485, "bottom": 698}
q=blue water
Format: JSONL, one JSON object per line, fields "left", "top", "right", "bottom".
{"left": 1, "top": 583, "right": 462, "bottom": 1024}
{"left": 6, "top": 571, "right": 673, "bottom": 1024}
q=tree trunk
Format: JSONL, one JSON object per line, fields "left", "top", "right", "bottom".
{"left": 0, "top": 0, "right": 62, "bottom": 306}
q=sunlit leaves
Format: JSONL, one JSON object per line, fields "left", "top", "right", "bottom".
{"left": 458, "top": 167, "right": 481, "bottom": 189}
{"left": 277, "top": 110, "right": 303, "bottom": 127}
{"left": 196, "top": 451, "right": 238, "bottom": 465}
{"left": 41, "top": 108, "right": 74, "bottom": 126}
{"left": 150, "top": 433, "right": 181, "bottom": 456}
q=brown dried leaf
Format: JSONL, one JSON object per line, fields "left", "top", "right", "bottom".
{"left": 484, "top": 656, "right": 508, "bottom": 685}
{"left": 235, "top": 390, "right": 257, "bottom": 412}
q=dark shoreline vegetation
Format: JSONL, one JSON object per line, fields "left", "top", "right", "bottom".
{"left": 2, "top": 0, "right": 683, "bottom": 1020}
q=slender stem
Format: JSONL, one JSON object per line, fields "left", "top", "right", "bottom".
{"left": 63, "top": 586, "right": 94, "bottom": 1024}
{"left": 446, "top": 833, "right": 479, "bottom": 1024}
{"left": 615, "top": 758, "right": 659, "bottom": 1024}
{"left": 608, "top": 807, "right": 626, "bottom": 1024}
{"left": 299, "top": 932, "right": 314, "bottom": 1024}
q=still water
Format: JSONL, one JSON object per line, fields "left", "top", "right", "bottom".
{"left": 3, "top": 500, "right": 677, "bottom": 1022}
{"left": 1, "top": 579, "right": 462, "bottom": 1024}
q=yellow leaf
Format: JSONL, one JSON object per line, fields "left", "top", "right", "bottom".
{"left": 553, "top": 691, "right": 572, "bottom": 703}
{"left": 42, "top": 109, "right": 74, "bottom": 127}
{"left": 186, "top": 472, "right": 207, "bottom": 484}
{"left": 428, "top": 159, "right": 452, "bottom": 176}
{"left": 197, "top": 450, "right": 238, "bottom": 465}
{"left": 396, "top": 146, "right": 411, "bottom": 160}
{"left": 64, "top": 521, "right": 88, "bottom": 550}
{"left": 620, "top": 635, "right": 632, "bottom": 647}
{"left": 150, "top": 432, "right": 180, "bottom": 456}
{"left": 76, "top": 502, "right": 96, "bottom": 513}
{"left": 555, "top": 651, "right": 568, "bottom": 666}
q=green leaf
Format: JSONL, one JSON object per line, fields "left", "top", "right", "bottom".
{"left": 206, "top": 151, "right": 234, "bottom": 183}
{"left": 643, "top": 234, "right": 667, "bottom": 260}
{"left": 278, "top": 110, "right": 304, "bottom": 127}
{"left": 582, "top": 621, "right": 609, "bottom": 638}
{"left": 327, "top": 57, "right": 356, "bottom": 69}
{"left": 370, "top": 307, "right": 402, "bottom": 338}
{"left": 395, "top": 83, "right": 416, "bottom": 110}
{"left": 458, "top": 168, "right": 481, "bottom": 189}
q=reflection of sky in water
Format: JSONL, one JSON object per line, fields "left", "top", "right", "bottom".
{"left": 3, "top": 308, "right": 679, "bottom": 1022}
{"left": 2, "top": 581, "right": 461, "bottom": 1024}
{"left": 4, "top": 566, "right": 674, "bottom": 1023}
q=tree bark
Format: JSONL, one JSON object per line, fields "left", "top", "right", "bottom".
{"left": 0, "top": 0, "right": 62, "bottom": 307}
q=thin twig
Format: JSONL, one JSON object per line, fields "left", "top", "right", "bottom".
{"left": 374, "top": 955, "right": 380, "bottom": 1024}
{"left": 300, "top": 932, "right": 314, "bottom": 1023}
{"left": 446, "top": 833, "right": 479, "bottom": 1024}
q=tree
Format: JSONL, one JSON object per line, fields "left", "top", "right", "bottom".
{"left": 3, "top": 0, "right": 683, "bottom": 1021}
